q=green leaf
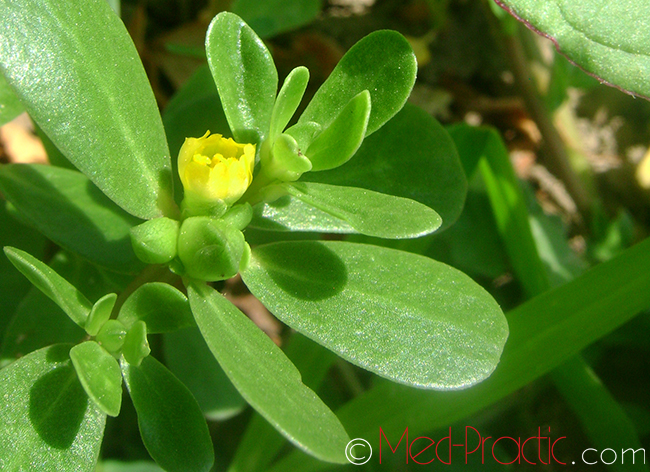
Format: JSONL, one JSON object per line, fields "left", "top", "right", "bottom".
{"left": 306, "top": 104, "right": 467, "bottom": 230}
{"left": 187, "top": 281, "right": 349, "bottom": 463}
{"left": 205, "top": 12, "right": 278, "bottom": 143}
{"left": 304, "top": 91, "right": 370, "bottom": 171}
{"left": 231, "top": 0, "right": 322, "bottom": 38}
{"left": 85, "top": 293, "right": 117, "bottom": 336}
{"left": 242, "top": 241, "right": 508, "bottom": 388}
{"left": 0, "top": 71, "right": 23, "bottom": 126}
{"left": 269, "top": 66, "right": 310, "bottom": 142}
{"left": 3, "top": 247, "right": 91, "bottom": 328}
{"left": 121, "top": 356, "right": 214, "bottom": 472}
{"left": 496, "top": 0, "right": 650, "bottom": 98}
{"left": 0, "top": 345, "right": 106, "bottom": 471}
{"left": 298, "top": 30, "right": 416, "bottom": 136}
{"left": 0, "top": 0, "right": 176, "bottom": 219}
{"left": 280, "top": 182, "right": 442, "bottom": 239}
{"left": 0, "top": 164, "right": 145, "bottom": 273}
{"left": 1, "top": 252, "right": 117, "bottom": 362}
{"left": 164, "top": 327, "right": 246, "bottom": 420}
{"left": 122, "top": 321, "right": 150, "bottom": 367}
{"left": 70, "top": 341, "right": 122, "bottom": 417}
{"left": 118, "top": 283, "right": 194, "bottom": 333}
{"left": 98, "top": 461, "right": 164, "bottom": 472}
{"left": 270, "top": 236, "right": 650, "bottom": 472}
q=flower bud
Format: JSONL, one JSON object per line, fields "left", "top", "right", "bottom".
{"left": 178, "top": 132, "right": 256, "bottom": 212}
{"left": 130, "top": 217, "right": 180, "bottom": 264}
{"left": 177, "top": 216, "right": 246, "bottom": 281}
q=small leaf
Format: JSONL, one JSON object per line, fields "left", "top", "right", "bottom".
{"left": 0, "top": 71, "right": 23, "bottom": 126}
{"left": 496, "top": 0, "right": 650, "bottom": 98}
{"left": 269, "top": 66, "right": 310, "bottom": 142}
{"left": 241, "top": 241, "right": 508, "bottom": 389}
{"left": 305, "top": 90, "right": 370, "bottom": 171}
{"left": 231, "top": 0, "right": 322, "bottom": 38}
{"left": 86, "top": 293, "right": 118, "bottom": 336}
{"left": 206, "top": 12, "right": 278, "bottom": 143}
{"left": 298, "top": 30, "right": 416, "bottom": 136}
{"left": 3, "top": 247, "right": 91, "bottom": 328}
{"left": 118, "top": 283, "right": 194, "bottom": 334}
{"left": 0, "top": 0, "right": 176, "bottom": 218}
{"left": 187, "top": 281, "right": 350, "bottom": 463}
{"left": 0, "top": 164, "right": 145, "bottom": 273}
{"left": 121, "top": 356, "right": 215, "bottom": 472}
{"left": 70, "top": 341, "right": 123, "bottom": 417}
{"left": 0, "top": 345, "right": 106, "bottom": 471}
{"left": 164, "top": 328, "right": 246, "bottom": 420}
{"left": 96, "top": 320, "right": 128, "bottom": 354}
{"left": 122, "top": 321, "right": 150, "bottom": 367}
{"left": 283, "top": 182, "right": 442, "bottom": 238}
{"left": 285, "top": 121, "right": 321, "bottom": 151}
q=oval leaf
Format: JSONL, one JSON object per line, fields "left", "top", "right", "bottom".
{"left": 241, "top": 241, "right": 509, "bottom": 389}
{"left": 282, "top": 182, "right": 442, "bottom": 238}
{"left": 187, "top": 281, "right": 350, "bottom": 463}
{"left": 70, "top": 341, "right": 122, "bottom": 417}
{"left": 269, "top": 66, "right": 310, "bottom": 142}
{"left": 249, "top": 196, "right": 354, "bottom": 233}
{"left": 0, "top": 164, "right": 145, "bottom": 273}
{"left": 496, "top": 0, "right": 650, "bottom": 98}
{"left": 305, "top": 90, "right": 370, "bottom": 171}
{"left": 298, "top": 30, "right": 416, "bottom": 136}
{"left": 0, "top": 345, "right": 106, "bottom": 471}
{"left": 118, "top": 282, "right": 195, "bottom": 333}
{"left": 121, "top": 356, "right": 214, "bottom": 472}
{"left": 231, "top": 0, "right": 322, "bottom": 39}
{"left": 3, "top": 247, "right": 91, "bottom": 328}
{"left": 0, "top": 0, "right": 175, "bottom": 218}
{"left": 206, "top": 12, "right": 278, "bottom": 143}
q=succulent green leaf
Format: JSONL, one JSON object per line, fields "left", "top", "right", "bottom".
{"left": 118, "top": 283, "right": 194, "bottom": 334}
{"left": 70, "top": 341, "right": 123, "bottom": 417}
{"left": 122, "top": 321, "right": 150, "bottom": 367}
{"left": 121, "top": 356, "right": 214, "bottom": 472}
{"left": 85, "top": 293, "right": 117, "bottom": 336}
{"left": 269, "top": 66, "right": 310, "bottom": 142}
{"left": 265, "top": 133, "right": 312, "bottom": 182}
{"left": 3, "top": 247, "right": 91, "bottom": 328}
{"left": 164, "top": 328, "right": 246, "bottom": 420}
{"left": 496, "top": 0, "right": 650, "bottom": 98}
{"left": 249, "top": 196, "right": 354, "bottom": 233}
{"left": 282, "top": 182, "right": 442, "bottom": 238}
{"left": 298, "top": 30, "right": 416, "bottom": 136}
{"left": 0, "top": 164, "right": 145, "bottom": 273}
{"left": 206, "top": 12, "right": 278, "bottom": 143}
{"left": 187, "top": 281, "right": 350, "bottom": 463}
{"left": 96, "top": 320, "right": 128, "bottom": 354}
{"left": 285, "top": 121, "right": 321, "bottom": 151}
{"left": 305, "top": 90, "right": 370, "bottom": 171}
{"left": 0, "top": 0, "right": 176, "bottom": 219}
{"left": 231, "top": 0, "right": 322, "bottom": 38}
{"left": 0, "top": 345, "right": 106, "bottom": 471}
{"left": 242, "top": 241, "right": 508, "bottom": 389}
{"left": 0, "top": 71, "right": 23, "bottom": 126}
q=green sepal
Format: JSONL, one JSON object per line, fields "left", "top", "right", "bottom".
{"left": 85, "top": 293, "right": 117, "bottom": 336}
{"left": 122, "top": 321, "right": 150, "bottom": 367}
{"left": 269, "top": 66, "right": 310, "bottom": 142}
{"left": 265, "top": 134, "right": 313, "bottom": 182}
{"left": 70, "top": 341, "right": 123, "bottom": 417}
{"left": 205, "top": 11, "right": 277, "bottom": 144}
{"left": 118, "top": 282, "right": 194, "bottom": 333}
{"left": 222, "top": 202, "right": 254, "bottom": 230}
{"left": 3, "top": 247, "right": 91, "bottom": 328}
{"left": 96, "top": 320, "right": 128, "bottom": 354}
{"left": 121, "top": 356, "right": 215, "bottom": 472}
{"left": 305, "top": 90, "right": 371, "bottom": 171}
{"left": 130, "top": 217, "right": 180, "bottom": 265}
{"left": 177, "top": 217, "right": 246, "bottom": 281}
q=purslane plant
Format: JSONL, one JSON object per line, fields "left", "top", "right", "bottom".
{"left": 0, "top": 2, "right": 508, "bottom": 471}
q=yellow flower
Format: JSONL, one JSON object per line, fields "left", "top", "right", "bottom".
{"left": 178, "top": 132, "right": 256, "bottom": 207}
